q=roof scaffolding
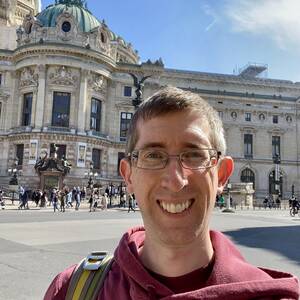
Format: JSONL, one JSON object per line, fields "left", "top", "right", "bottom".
{"left": 238, "top": 62, "right": 268, "bottom": 78}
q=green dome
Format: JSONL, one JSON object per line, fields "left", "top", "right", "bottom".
{"left": 36, "top": 1, "right": 100, "bottom": 32}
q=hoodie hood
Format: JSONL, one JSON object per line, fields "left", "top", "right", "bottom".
{"left": 112, "top": 227, "right": 299, "bottom": 300}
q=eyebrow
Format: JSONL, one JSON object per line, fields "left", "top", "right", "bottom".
{"left": 139, "top": 142, "right": 211, "bottom": 150}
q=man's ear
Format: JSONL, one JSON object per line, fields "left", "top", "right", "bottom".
{"left": 217, "top": 156, "right": 234, "bottom": 195}
{"left": 119, "top": 158, "right": 134, "bottom": 194}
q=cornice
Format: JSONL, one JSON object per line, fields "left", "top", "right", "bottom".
{"left": 4, "top": 131, "right": 126, "bottom": 148}
{"left": 13, "top": 43, "right": 117, "bottom": 70}
{"left": 163, "top": 68, "right": 300, "bottom": 90}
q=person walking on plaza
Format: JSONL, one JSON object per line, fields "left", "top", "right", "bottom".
{"left": 40, "top": 191, "right": 47, "bottom": 208}
{"left": 0, "top": 189, "right": 5, "bottom": 209}
{"left": 53, "top": 190, "right": 59, "bottom": 213}
{"left": 75, "top": 189, "right": 81, "bottom": 211}
{"left": 44, "top": 87, "right": 299, "bottom": 299}
{"left": 102, "top": 193, "right": 108, "bottom": 210}
{"left": 127, "top": 193, "right": 135, "bottom": 213}
{"left": 59, "top": 191, "right": 65, "bottom": 213}
{"left": 219, "top": 193, "right": 225, "bottom": 208}
{"left": 88, "top": 192, "right": 94, "bottom": 212}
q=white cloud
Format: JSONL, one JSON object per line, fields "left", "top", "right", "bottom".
{"left": 224, "top": 0, "right": 300, "bottom": 49}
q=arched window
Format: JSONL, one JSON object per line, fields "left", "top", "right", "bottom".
{"left": 241, "top": 168, "right": 255, "bottom": 189}
{"left": 101, "top": 32, "right": 106, "bottom": 43}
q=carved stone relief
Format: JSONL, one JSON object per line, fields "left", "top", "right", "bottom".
{"left": 49, "top": 66, "right": 77, "bottom": 86}
{"left": 88, "top": 73, "right": 106, "bottom": 93}
{"left": 0, "top": 90, "right": 9, "bottom": 102}
{"left": 19, "top": 67, "right": 38, "bottom": 87}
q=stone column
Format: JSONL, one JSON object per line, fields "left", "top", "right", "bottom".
{"left": 77, "top": 69, "right": 88, "bottom": 135}
{"left": 34, "top": 64, "right": 46, "bottom": 131}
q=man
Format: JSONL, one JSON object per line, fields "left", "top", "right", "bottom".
{"left": 44, "top": 87, "right": 299, "bottom": 299}
{"left": 127, "top": 193, "right": 135, "bottom": 213}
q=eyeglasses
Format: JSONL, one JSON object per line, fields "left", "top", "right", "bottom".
{"left": 128, "top": 148, "right": 220, "bottom": 170}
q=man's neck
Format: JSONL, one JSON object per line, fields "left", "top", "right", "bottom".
{"left": 139, "top": 231, "right": 214, "bottom": 277}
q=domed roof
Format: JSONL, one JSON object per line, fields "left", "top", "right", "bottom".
{"left": 36, "top": 0, "right": 100, "bottom": 32}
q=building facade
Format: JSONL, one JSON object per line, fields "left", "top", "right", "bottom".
{"left": 0, "top": 0, "right": 299, "bottom": 198}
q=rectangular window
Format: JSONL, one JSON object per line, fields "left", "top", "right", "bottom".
{"left": 273, "top": 115, "right": 278, "bottom": 124}
{"left": 0, "top": 74, "right": 2, "bottom": 85}
{"left": 50, "top": 143, "right": 66, "bottom": 160}
{"left": 90, "top": 98, "right": 102, "bottom": 132}
{"left": 244, "top": 134, "right": 253, "bottom": 158}
{"left": 124, "top": 86, "right": 132, "bottom": 97}
{"left": 117, "top": 152, "right": 125, "bottom": 175}
{"left": 218, "top": 111, "right": 223, "bottom": 119}
{"left": 272, "top": 136, "right": 280, "bottom": 158}
{"left": 16, "top": 144, "right": 24, "bottom": 166}
{"left": 92, "top": 148, "right": 101, "bottom": 170}
{"left": 120, "top": 112, "right": 133, "bottom": 141}
{"left": 0, "top": 102, "right": 2, "bottom": 120}
{"left": 245, "top": 112, "right": 251, "bottom": 122}
{"left": 52, "top": 92, "right": 70, "bottom": 127}
{"left": 21, "top": 93, "right": 33, "bottom": 126}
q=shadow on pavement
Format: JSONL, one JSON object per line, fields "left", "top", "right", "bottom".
{"left": 224, "top": 225, "right": 300, "bottom": 266}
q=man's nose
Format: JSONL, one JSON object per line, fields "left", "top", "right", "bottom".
{"left": 160, "top": 157, "right": 189, "bottom": 192}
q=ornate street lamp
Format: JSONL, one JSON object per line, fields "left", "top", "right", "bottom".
{"left": 84, "top": 161, "right": 98, "bottom": 189}
{"left": 273, "top": 153, "right": 281, "bottom": 196}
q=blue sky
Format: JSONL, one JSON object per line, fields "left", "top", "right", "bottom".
{"left": 41, "top": 0, "right": 300, "bottom": 82}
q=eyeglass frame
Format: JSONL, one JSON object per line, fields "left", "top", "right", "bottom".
{"left": 127, "top": 148, "right": 221, "bottom": 170}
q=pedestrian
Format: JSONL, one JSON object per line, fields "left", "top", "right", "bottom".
{"left": 102, "top": 193, "right": 108, "bottom": 210}
{"left": 88, "top": 193, "right": 93, "bottom": 212}
{"left": 44, "top": 87, "right": 299, "bottom": 299}
{"left": 219, "top": 194, "right": 225, "bottom": 209}
{"left": 75, "top": 190, "right": 80, "bottom": 210}
{"left": 59, "top": 191, "right": 65, "bottom": 212}
{"left": 53, "top": 190, "right": 59, "bottom": 212}
{"left": 93, "top": 195, "right": 98, "bottom": 212}
{"left": 128, "top": 193, "right": 135, "bottom": 213}
{"left": 0, "top": 189, "right": 5, "bottom": 209}
{"left": 40, "top": 191, "right": 47, "bottom": 207}
{"left": 66, "top": 191, "right": 73, "bottom": 208}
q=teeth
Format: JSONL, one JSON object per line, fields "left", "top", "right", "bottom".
{"left": 159, "top": 200, "right": 191, "bottom": 214}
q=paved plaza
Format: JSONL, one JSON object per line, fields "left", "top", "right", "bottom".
{"left": 0, "top": 205, "right": 299, "bottom": 300}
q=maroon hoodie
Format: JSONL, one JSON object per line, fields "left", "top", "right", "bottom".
{"left": 44, "top": 227, "right": 299, "bottom": 300}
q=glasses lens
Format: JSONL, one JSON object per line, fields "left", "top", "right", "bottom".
{"left": 137, "top": 149, "right": 167, "bottom": 169}
{"left": 181, "top": 149, "right": 216, "bottom": 169}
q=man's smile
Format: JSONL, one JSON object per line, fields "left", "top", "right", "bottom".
{"left": 157, "top": 198, "right": 195, "bottom": 214}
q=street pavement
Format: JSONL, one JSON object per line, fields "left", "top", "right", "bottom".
{"left": 0, "top": 202, "right": 299, "bottom": 300}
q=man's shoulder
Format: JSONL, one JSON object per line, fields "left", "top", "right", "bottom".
{"left": 44, "top": 264, "right": 76, "bottom": 300}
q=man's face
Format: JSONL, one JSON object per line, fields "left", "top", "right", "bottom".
{"left": 121, "top": 110, "right": 232, "bottom": 246}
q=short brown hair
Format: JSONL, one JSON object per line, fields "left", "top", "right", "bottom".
{"left": 126, "top": 86, "right": 226, "bottom": 156}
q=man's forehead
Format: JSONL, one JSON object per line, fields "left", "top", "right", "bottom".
{"left": 135, "top": 111, "right": 212, "bottom": 147}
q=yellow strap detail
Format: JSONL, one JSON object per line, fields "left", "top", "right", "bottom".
{"left": 72, "top": 270, "right": 90, "bottom": 300}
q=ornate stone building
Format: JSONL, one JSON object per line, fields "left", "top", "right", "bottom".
{"left": 0, "top": 0, "right": 299, "bottom": 198}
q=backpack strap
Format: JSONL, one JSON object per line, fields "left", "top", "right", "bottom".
{"left": 65, "top": 251, "right": 114, "bottom": 300}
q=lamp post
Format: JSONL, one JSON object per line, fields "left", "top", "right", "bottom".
{"left": 273, "top": 153, "right": 281, "bottom": 198}
{"left": 109, "top": 182, "right": 114, "bottom": 207}
{"left": 222, "top": 180, "right": 235, "bottom": 213}
{"left": 7, "top": 158, "right": 20, "bottom": 204}
{"left": 84, "top": 161, "right": 98, "bottom": 190}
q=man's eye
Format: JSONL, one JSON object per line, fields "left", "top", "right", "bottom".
{"left": 183, "top": 151, "right": 207, "bottom": 160}
{"left": 144, "top": 151, "right": 165, "bottom": 160}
